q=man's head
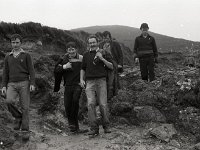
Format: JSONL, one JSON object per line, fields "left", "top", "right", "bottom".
{"left": 102, "top": 31, "right": 112, "bottom": 42}
{"left": 10, "top": 34, "right": 22, "bottom": 50}
{"left": 87, "top": 35, "right": 99, "bottom": 51}
{"left": 140, "top": 23, "right": 149, "bottom": 36}
{"left": 66, "top": 42, "right": 78, "bottom": 58}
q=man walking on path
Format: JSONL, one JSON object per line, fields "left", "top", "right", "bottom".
{"left": 102, "top": 31, "right": 123, "bottom": 98}
{"left": 133, "top": 23, "right": 158, "bottom": 82}
{"left": 54, "top": 42, "right": 87, "bottom": 133}
{"left": 80, "top": 35, "right": 113, "bottom": 136}
{"left": 1, "top": 34, "right": 35, "bottom": 139}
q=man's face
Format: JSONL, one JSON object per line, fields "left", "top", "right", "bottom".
{"left": 103, "top": 34, "right": 111, "bottom": 43}
{"left": 11, "top": 38, "right": 21, "bottom": 50}
{"left": 141, "top": 28, "right": 149, "bottom": 36}
{"left": 88, "top": 38, "right": 98, "bottom": 51}
{"left": 67, "top": 46, "right": 77, "bottom": 58}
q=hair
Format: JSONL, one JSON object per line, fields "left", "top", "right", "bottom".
{"left": 102, "top": 31, "right": 112, "bottom": 39}
{"left": 10, "top": 34, "right": 22, "bottom": 42}
{"left": 87, "top": 35, "right": 99, "bottom": 43}
{"left": 66, "top": 41, "right": 77, "bottom": 49}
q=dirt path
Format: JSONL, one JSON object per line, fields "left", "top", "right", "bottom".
{"left": 8, "top": 100, "right": 191, "bottom": 150}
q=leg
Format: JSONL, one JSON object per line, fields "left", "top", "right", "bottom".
{"left": 139, "top": 58, "right": 148, "bottom": 81}
{"left": 96, "top": 78, "right": 110, "bottom": 131}
{"left": 148, "top": 57, "right": 155, "bottom": 82}
{"left": 18, "top": 81, "right": 30, "bottom": 131}
{"left": 85, "top": 80, "right": 99, "bottom": 132}
{"left": 64, "top": 86, "right": 73, "bottom": 129}
{"left": 6, "top": 82, "right": 22, "bottom": 130}
{"left": 71, "top": 85, "right": 82, "bottom": 130}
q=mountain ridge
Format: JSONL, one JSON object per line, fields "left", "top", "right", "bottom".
{"left": 71, "top": 25, "right": 200, "bottom": 52}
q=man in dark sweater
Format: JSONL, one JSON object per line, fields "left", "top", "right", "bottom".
{"left": 1, "top": 34, "right": 35, "bottom": 137}
{"left": 54, "top": 42, "right": 87, "bottom": 133}
{"left": 134, "top": 23, "right": 158, "bottom": 81}
{"left": 80, "top": 35, "right": 113, "bottom": 136}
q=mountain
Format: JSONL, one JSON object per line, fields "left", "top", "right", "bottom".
{"left": 71, "top": 25, "right": 200, "bottom": 52}
{"left": 0, "top": 22, "right": 135, "bottom": 65}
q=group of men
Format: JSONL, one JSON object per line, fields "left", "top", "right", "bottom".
{"left": 1, "top": 23, "right": 158, "bottom": 139}
{"left": 54, "top": 31, "right": 124, "bottom": 136}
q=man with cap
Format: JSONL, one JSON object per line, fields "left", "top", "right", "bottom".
{"left": 133, "top": 23, "right": 158, "bottom": 81}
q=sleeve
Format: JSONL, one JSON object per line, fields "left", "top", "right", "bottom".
{"left": 81, "top": 53, "right": 87, "bottom": 71}
{"left": 104, "top": 51, "right": 114, "bottom": 70}
{"left": 2, "top": 55, "right": 9, "bottom": 87}
{"left": 152, "top": 37, "right": 158, "bottom": 58}
{"left": 133, "top": 37, "right": 138, "bottom": 58}
{"left": 54, "top": 57, "right": 64, "bottom": 73}
{"left": 116, "top": 42, "right": 123, "bottom": 66}
{"left": 26, "top": 53, "right": 35, "bottom": 86}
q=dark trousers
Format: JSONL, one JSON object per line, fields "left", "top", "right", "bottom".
{"left": 64, "top": 85, "right": 82, "bottom": 130}
{"left": 139, "top": 57, "right": 155, "bottom": 81}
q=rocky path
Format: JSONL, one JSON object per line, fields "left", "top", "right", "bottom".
{"left": 7, "top": 101, "right": 190, "bottom": 150}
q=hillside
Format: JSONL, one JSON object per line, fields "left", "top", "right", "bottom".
{"left": 0, "top": 22, "right": 134, "bottom": 65}
{"left": 71, "top": 25, "right": 200, "bottom": 52}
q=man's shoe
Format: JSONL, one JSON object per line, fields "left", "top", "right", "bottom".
{"left": 72, "top": 129, "right": 89, "bottom": 134}
{"left": 87, "top": 130, "right": 99, "bottom": 136}
{"left": 13, "top": 118, "right": 22, "bottom": 130}
{"left": 21, "top": 130, "right": 30, "bottom": 141}
{"left": 104, "top": 127, "right": 111, "bottom": 133}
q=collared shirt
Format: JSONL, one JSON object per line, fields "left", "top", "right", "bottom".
{"left": 89, "top": 47, "right": 99, "bottom": 52}
{"left": 9, "top": 48, "right": 25, "bottom": 58}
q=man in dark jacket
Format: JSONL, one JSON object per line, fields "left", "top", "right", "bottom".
{"left": 102, "top": 31, "right": 123, "bottom": 97}
{"left": 134, "top": 23, "right": 158, "bottom": 81}
{"left": 54, "top": 42, "right": 87, "bottom": 133}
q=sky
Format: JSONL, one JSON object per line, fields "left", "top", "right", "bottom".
{"left": 0, "top": 0, "right": 200, "bottom": 41}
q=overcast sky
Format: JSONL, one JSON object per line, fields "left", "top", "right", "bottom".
{"left": 0, "top": 0, "right": 200, "bottom": 41}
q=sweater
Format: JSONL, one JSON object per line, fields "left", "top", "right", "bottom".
{"left": 81, "top": 49, "right": 113, "bottom": 80}
{"left": 2, "top": 51, "right": 35, "bottom": 87}
{"left": 54, "top": 53, "right": 82, "bottom": 92}
{"left": 134, "top": 34, "right": 158, "bottom": 58}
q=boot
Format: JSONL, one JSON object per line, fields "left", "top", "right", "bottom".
{"left": 13, "top": 118, "right": 22, "bottom": 130}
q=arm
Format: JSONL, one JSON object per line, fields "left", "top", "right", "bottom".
{"left": 152, "top": 37, "right": 158, "bottom": 58}
{"left": 116, "top": 42, "right": 123, "bottom": 66}
{"left": 2, "top": 55, "right": 9, "bottom": 88}
{"left": 26, "top": 54, "right": 35, "bottom": 86}
{"left": 80, "top": 69, "right": 86, "bottom": 88}
{"left": 80, "top": 54, "right": 86, "bottom": 88}
{"left": 133, "top": 37, "right": 138, "bottom": 59}
{"left": 2, "top": 55, "right": 9, "bottom": 95}
{"left": 96, "top": 52, "right": 113, "bottom": 70}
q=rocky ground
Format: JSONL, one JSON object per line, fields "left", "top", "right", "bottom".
{"left": 1, "top": 52, "right": 200, "bottom": 150}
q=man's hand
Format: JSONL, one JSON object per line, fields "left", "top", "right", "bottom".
{"left": 135, "top": 58, "right": 139, "bottom": 64}
{"left": 80, "top": 79, "right": 86, "bottom": 89}
{"left": 30, "top": 85, "right": 35, "bottom": 92}
{"left": 96, "top": 52, "right": 104, "bottom": 61}
{"left": 118, "top": 65, "right": 123, "bottom": 73}
{"left": 1, "top": 87, "right": 6, "bottom": 96}
{"left": 63, "top": 62, "right": 72, "bottom": 69}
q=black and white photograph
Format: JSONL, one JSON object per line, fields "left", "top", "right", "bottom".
{"left": 0, "top": 0, "right": 200, "bottom": 149}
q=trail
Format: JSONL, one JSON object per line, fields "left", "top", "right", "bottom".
{"left": 8, "top": 99, "right": 190, "bottom": 150}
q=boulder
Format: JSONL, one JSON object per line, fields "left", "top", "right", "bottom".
{"left": 149, "top": 124, "right": 177, "bottom": 142}
{"left": 134, "top": 106, "right": 166, "bottom": 123}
